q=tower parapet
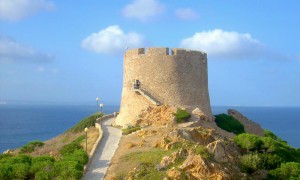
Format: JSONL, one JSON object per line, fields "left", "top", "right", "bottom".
{"left": 115, "top": 47, "right": 212, "bottom": 127}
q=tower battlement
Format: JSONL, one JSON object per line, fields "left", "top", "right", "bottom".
{"left": 126, "top": 47, "right": 206, "bottom": 57}
{"left": 116, "top": 47, "right": 212, "bottom": 127}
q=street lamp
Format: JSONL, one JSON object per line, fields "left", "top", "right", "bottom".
{"left": 100, "top": 103, "right": 104, "bottom": 113}
{"left": 96, "top": 97, "right": 99, "bottom": 118}
{"left": 84, "top": 127, "right": 88, "bottom": 152}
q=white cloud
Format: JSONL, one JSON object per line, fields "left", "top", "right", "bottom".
{"left": 122, "top": 0, "right": 165, "bottom": 21}
{"left": 35, "top": 66, "right": 59, "bottom": 74}
{"left": 0, "top": 0, "right": 54, "bottom": 21}
{"left": 0, "top": 35, "right": 54, "bottom": 63}
{"left": 81, "top": 25, "right": 146, "bottom": 54}
{"left": 175, "top": 8, "right": 198, "bottom": 20}
{"left": 180, "top": 29, "right": 270, "bottom": 60}
{"left": 36, "top": 66, "right": 45, "bottom": 72}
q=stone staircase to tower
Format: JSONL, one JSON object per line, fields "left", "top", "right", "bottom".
{"left": 133, "top": 84, "right": 164, "bottom": 106}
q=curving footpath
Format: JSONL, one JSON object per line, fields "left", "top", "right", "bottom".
{"left": 82, "top": 117, "right": 121, "bottom": 180}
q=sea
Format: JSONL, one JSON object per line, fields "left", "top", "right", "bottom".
{"left": 0, "top": 105, "right": 299, "bottom": 153}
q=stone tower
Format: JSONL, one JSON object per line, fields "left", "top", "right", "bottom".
{"left": 115, "top": 47, "right": 212, "bottom": 127}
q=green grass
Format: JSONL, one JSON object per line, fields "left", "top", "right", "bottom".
{"left": 69, "top": 113, "right": 103, "bottom": 133}
{"left": 20, "top": 141, "right": 44, "bottom": 153}
{"left": 122, "top": 126, "right": 141, "bottom": 135}
{"left": 59, "top": 135, "right": 85, "bottom": 155}
{"left": 215, "top": 113, "right": 245, "bottom": 135}
{"left": 117, "top": 148, "right": 178, "bottom": 179}
{"left": 173, "top": 108, "right": 191, "bottom": 123}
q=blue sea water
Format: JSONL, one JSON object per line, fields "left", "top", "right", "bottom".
{"left": 0, "top": 105, "right": 119, "bottom": 153}
{"left": 0, "top": 105, "right": 299, "bottom": 153}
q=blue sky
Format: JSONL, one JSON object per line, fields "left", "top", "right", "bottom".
{"left": 0, "top": 0, "right": 299, "bottom": 106}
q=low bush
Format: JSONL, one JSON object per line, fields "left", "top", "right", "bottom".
{"left": 173, "top": 108, "right": 190, "bottom": 123}
{"left": 30, "top": 159, "right": 54, "bottom": 180}
{"left": 62, "top": 149, "right": 88, "bottom": 165}
{"left": 269, "top": 162, "right": 300, "bottom": 179}
{"left": 215, "top": 114, "right": 245, "bottom": 134}
{"left": 259, "top": 153, "right": 282, "bottom": 170}
{"left": 69, "top": 113, "right": 102, "bottom": 133}
{"left": 240, "top": 153, "right": 261, "bottom": 173}
{"left": 0, "top": 154, "right": 12, "bottom": 160}
{"left": 122, "top": 126, "right": 141, "bottom": 135}
{"left": 234, "top": 133, "right": 263, "bottom": 151}
{"left": 54, "top": 160, "right": 83, "bottom": 180}
{"left": 0, "top": 154, "right": 32, "bottom": 180}
{"left": 264, "top": 130, "right": 278, "bottom": 140}
{"left": 191, "top": 145, "right": 211, "bottom": 160}
{"left": 235, "top": 131, "right": 300, "bottom": 177}
{"left": 59, "top": 135, "right": 85, "bottom": 155}
{"left": 20, "top": 140, "right": 44, "bottom": 153}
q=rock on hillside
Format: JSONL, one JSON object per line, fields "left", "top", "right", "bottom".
{"left": 133, "top": 105, "right": 176, "bottom": 127}
{"left": 228, "top": 109, "right": 264, "bottom": 136}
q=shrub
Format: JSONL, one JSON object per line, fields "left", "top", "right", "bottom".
{"left": 234, "top": 133, "right": 263, "bottom": 151}
{"left": 269, "top": 162, "right": 300, "bottom": 179}
{"left": 69, "top": 113, "right": 102, "bottom": 133}
{"left": 215, "top": 114, "right": 245, "bottom": 135}
{"left": 31, "top": 155, "right": 55, "bottom": 163}
{"left": 0, "top": 163, "right": 13, "bottom": 180}
{"left": 20, "top": 140, "right": 44, "bottom": 153}
{"left": 31, "top": 160, "right": 54, "bottom": 179}
{"left": 0, "top": 154, "right": 12, "bottom": 160}
{"left": 122, "top": 126, "right": 141, "bottom": 135}
{"left": 173, "top": 108, "right": 190, "bottom": 123}
{"left": 260, "top": 137, "right": 281, "bottom": 153}
{"left": 59, "top": 135, "right": 85, "bottom": 155}
{"left": 30, "top": 155, "right": 55, "bottom": 179}
{"left": 264, "top": 130, "right": 278, "bottom": 140}
{"left": 62, "top": 149, "right": 88, "bottom": 165}
{"left": 131, "top": 162, "right": 165, "bottom": 180}
{"left": 12, "top": 163, "right": 30, "bottom": 180}
{"left": 191, "top": 145, "right": 211, "bottom": 160}
{"left": 54, "top": 160, "right": 83, "bottom": 180}
{"left": 240, "top": 153, "right": 262, "bottom": 173}
{"left": 259, "top": 153, "right": 282, "bottom": 170}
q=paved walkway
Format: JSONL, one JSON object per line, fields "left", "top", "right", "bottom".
{"left": 82, "top": 118, "right": 121, "bottom": 180}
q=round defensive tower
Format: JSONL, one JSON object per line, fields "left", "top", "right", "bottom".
{"left": 115, "top": 47, "right": 212, "bottom": 127}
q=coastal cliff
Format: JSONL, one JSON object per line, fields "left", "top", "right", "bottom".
{"left": 106, "top": 107, "right": 300, "bottom": 180}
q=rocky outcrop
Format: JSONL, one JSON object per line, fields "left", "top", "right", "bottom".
{"left": 179, "top": 153, "right": 244, "bottom": 180}
{"left": 206, "top": 140, "right": 240, "bottom": 164}
{"left": 228, "top": 109, "right": 264, "bottom": 136}
{"left": 158, "top": 148, "right": 188, "bottom": 170}
{"left": 133, "top": 105, "right": 176, "bottom": 127}
{"left": 192, "top": 108, "right": 213, "bottom": 122}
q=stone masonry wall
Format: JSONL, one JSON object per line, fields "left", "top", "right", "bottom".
{"left": 115, "top": 47, "right": 212, "bottom": 127}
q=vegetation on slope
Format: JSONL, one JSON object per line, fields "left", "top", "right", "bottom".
{"left": 173, "top": 108, "right": 190, "bottom": 123}
{"left": 0, "top": 113, "right": 102, "bottom": 180}
{"left": 69, "top": 113, "right": 103, "bottom": 133}
{"left": 115, "top": 139, "right": 211, "bottom": 180}
{"left": 215, "top": 113, "right": 245, "bottom": 134}
{"left": 20, "top": 141, "right": 44, "bottom": 153}
{"left": 234, "top": 130, "right": 300, "bottom": 179}
{"left": 0, "top": 136, "right": 88, "bottom": 180}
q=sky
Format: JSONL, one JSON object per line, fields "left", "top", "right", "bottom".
{"left": 0, "top": 0, "right": 300, "bottom": 106}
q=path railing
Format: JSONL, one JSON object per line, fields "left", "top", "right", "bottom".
{"left": 133, "top": 83, "right": 165, "bottom": 106}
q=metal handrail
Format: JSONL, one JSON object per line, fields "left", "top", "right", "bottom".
{"left": 137, "top": 83, "right": 165, "bottom": 105}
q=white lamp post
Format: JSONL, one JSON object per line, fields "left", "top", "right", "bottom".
{"left": 96, "top": 97, "right": 99, "bottom": 111}
{"left": 100, "top": 103, "right": 104, "bottom": 113}
{"left": 84, "top": 127, "right": 88, "bottom": 152}
{"left": 96, "top": 97, "right": 100, "bottom": 118}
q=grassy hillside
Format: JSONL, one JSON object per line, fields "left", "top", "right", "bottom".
{"left": 0, "top": 113, "right": 103, "bottom": 180}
